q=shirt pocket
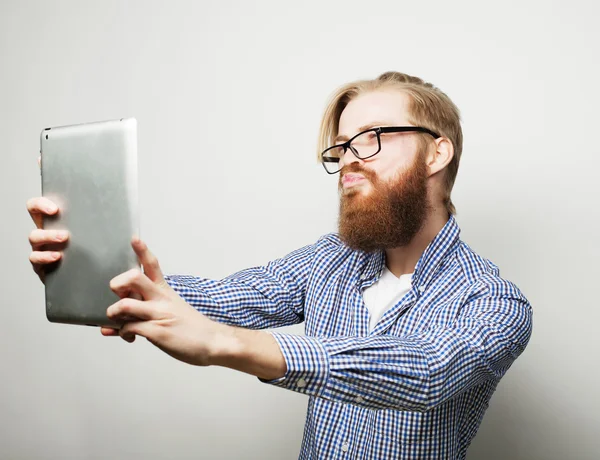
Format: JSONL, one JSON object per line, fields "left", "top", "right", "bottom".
{"left": 374, "top": 409, "right": 424, "bottom": 447}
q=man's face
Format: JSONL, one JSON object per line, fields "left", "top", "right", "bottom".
{"left": 336, "top": 90, "right": 432, "bottom": 252}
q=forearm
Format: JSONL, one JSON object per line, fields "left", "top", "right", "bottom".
{"left": 164, "top": 255, "right": 311, "bottom": 330}
{"left": 258, "top": 296, "right": 532, "bottom": 411}
{"left": 209, "top": 325, "right": 287, "bottom": 381}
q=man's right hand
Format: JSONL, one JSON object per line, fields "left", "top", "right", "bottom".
{"left": 27, "top": 196, "right": 69, "bottom": 284}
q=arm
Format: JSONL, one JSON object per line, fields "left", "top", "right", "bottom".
{"left": 106, "top": 238, "right": 531, "bottom": 403}
{"left": 103, "top": 237, "right": 307, "bottom": 379}
{"left": 214, "top": 282, "right": 533, "bottom": 411}
{"left": 163, "top": 239, "right": 318, "bottom": 330}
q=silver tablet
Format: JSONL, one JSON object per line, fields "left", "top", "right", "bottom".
{"left": 40, "top": 118, "right": 139, "bottom": 328}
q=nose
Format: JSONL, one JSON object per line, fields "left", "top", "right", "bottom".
{"left": 339, "top": 147, "right": 362, "bottom": 170}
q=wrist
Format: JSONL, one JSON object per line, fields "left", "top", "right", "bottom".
{"left": 207, "top": 323, "right": 243, "bottom": 367}
{"left": 208, "top": 326, "right": 286, "bottom": 380}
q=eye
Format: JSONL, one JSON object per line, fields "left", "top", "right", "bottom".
{"left": 324, "top": 146, "right": 345, "bottom": 159}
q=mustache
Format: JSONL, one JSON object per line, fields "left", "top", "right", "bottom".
{"left": 338, "top": 163, "right": 377, "bottom": 184}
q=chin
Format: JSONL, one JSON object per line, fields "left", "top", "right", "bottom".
{"left": 344, "top": 184, "right": 371, "bottom": 197}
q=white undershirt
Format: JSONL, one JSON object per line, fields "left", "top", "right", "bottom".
{"left": 362, "top": 266, "right": 413, "bottom": 332}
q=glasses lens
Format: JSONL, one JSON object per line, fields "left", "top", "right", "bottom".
{"left": 351, "top": 130, "right": 380, "bottom": 159}
{"left": 322, "top": 146, "right": 344, "bottom": 173}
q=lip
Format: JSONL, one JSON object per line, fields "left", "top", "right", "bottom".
{"left": 342, "top": 174, "right": 366, "bottom": 187}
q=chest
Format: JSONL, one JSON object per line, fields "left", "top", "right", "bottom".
{"left": 304, "top": 270, "right": 466, "bottom": 338}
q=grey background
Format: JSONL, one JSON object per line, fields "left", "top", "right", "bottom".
{"left": 1, "top": 0, "right": 599, "bottom": 459}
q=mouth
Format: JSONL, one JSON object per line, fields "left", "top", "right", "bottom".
{"left": 342, "top": 174, "right": 367, "bottom": 188}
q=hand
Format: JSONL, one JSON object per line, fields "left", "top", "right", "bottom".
{"left": 104, "top": 237, "right": 230, "bottom": 367}
{"left": 27, "top": 156, "right": 69, "bottom": 283}
{"left": 27, "top": 196, "right": 69, "bottom": 284}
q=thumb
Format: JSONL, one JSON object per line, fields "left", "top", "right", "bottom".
{"left": 131, "top": 237, "right": 166, "bottom": 285}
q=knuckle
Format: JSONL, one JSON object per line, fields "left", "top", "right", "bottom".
{"left": 118, "top": 299, "right": 130, "bottom": 313}
{"left": 29, "top": 251, "right": 53, "bottom": 265}
{"left": 27, "top": 197, "right": 44, "bottom": 212}
{"left": 109, "top": 277, "right": 121, "bottom": 290}
{"left": 29, "top": 229, "right": 45, "bottom": 244}
{"left": 120, "top": 324, "right": 137, "bottom": 339}
{"left": 131, "top": 268, "right": 144, "bottom": 282}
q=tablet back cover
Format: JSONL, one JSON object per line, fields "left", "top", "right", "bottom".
{"left": 40, "top": 118, "right": 139, "bottom": 327}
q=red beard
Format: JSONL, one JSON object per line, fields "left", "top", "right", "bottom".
{"left": 338, "top": 154, "right": 431, "bottom": 252}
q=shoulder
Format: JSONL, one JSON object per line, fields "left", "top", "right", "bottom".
{"left": 311, "top": 232, "right": 365, "bottom": 266}
{"left": 455, "top": 241, "right": 529, "bottom": 305}
{"left": 315, "top": 232, "right": 350, "bottom": 253}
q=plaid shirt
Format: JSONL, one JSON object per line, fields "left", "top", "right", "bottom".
{"left": 165, "top": 216, "right": 532, "bottom": 459}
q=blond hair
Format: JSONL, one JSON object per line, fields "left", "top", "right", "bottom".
{"left": 317, "top": 71, "right": 463, "bottom": 215}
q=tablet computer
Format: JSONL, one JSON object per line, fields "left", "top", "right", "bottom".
{"left": 40, "top": 118, "right": 139, "bottom": 328}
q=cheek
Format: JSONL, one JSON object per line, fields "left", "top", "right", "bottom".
{"left": 375, "top": 137, "right": 421, "bottom": 180}
{"left": 370, "top": 156, "right": 411, "bottom": 184}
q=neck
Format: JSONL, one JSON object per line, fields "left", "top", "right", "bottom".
{"left": 385, "top": 205, "right": 450, "bottom": 278}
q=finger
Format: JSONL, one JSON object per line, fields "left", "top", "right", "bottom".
{"left": 30, "top": 250, "right": 61, "bottom": 265}
{"left": 119, "top": 328, "right": 136, "bottom": 343}
{"left": 26, "top": 197, "right": 59, "bottom": 229}
{"left": 109, "top": 268, "right": 159, "bottom": 300}
{"left": 29, "top": 228, "right": 69, "bottom": 250}
{"left": 100, "top": 327, "right": 119, "bottom": 336}
{"left": 107, "top": 297, "right": 160, "bottom": 322}
{"left": 111, "top": 286, "right": 142, "bottom": 301}
{"left": 131, "top": 237, "right": 166, "bottom": 285}
{"left": 120, "top": 320, "right": 160, "bottom": 343}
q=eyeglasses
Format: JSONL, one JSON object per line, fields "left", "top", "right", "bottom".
{"left": 320, "top": 126, "right": 440, "bottom": 174}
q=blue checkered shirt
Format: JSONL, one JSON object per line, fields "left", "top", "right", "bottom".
{"left": 164, "top": 216, "right": 532, "bottom": 459}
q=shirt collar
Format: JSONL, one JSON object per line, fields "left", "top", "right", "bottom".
{"left": 411, "top": 214, "right": 460, "bottom": 290}
{"left": 359, "top": 215, "right": 461, "bottom": 292}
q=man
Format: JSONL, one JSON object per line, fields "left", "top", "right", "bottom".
{"left": 27, "top": 71, "right": 533, "bottom": 459}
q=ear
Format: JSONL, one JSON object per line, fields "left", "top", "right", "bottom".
{"left": 426, "top": 137, "right": 454, "bottom": 177}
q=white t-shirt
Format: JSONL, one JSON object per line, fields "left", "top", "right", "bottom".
{"left": 362, "top": 266, "right": 413, "bottom": 332}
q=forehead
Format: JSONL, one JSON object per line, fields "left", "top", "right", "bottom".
{"left": 338, "top": 90, "right": 412, "bottom": 137}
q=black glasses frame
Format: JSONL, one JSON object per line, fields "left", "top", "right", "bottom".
{"left": 320, "top": 126, "right": 441, "bottom": 174}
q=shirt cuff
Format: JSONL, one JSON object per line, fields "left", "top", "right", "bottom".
{"left": 163, "top": 274, "right": 222, "bottom": 318}
{"left": 258, "top": 332, "right": 330, "bottom": 397}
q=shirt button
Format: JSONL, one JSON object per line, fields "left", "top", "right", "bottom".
{"left": 341, "top": 442, "right": 349, "bottom": 453}
{"left": 296, "top": 378, "right": 307, "bottom": 388}
{"left": 355, "top": 396, "right": 364, "bottom": 404}
{"left": 418, "top": 285, "right": 425, "bottom": 293}
{"left": 360, "top": 273, "right": 366, "bottom": 280}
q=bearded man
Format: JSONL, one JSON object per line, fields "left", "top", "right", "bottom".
{"left": 27, "top": 71, "right": 533, "bottom": 460}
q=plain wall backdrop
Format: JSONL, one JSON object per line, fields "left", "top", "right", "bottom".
{"left": 1, "top": 0, "right": 599, "bottom": 458}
